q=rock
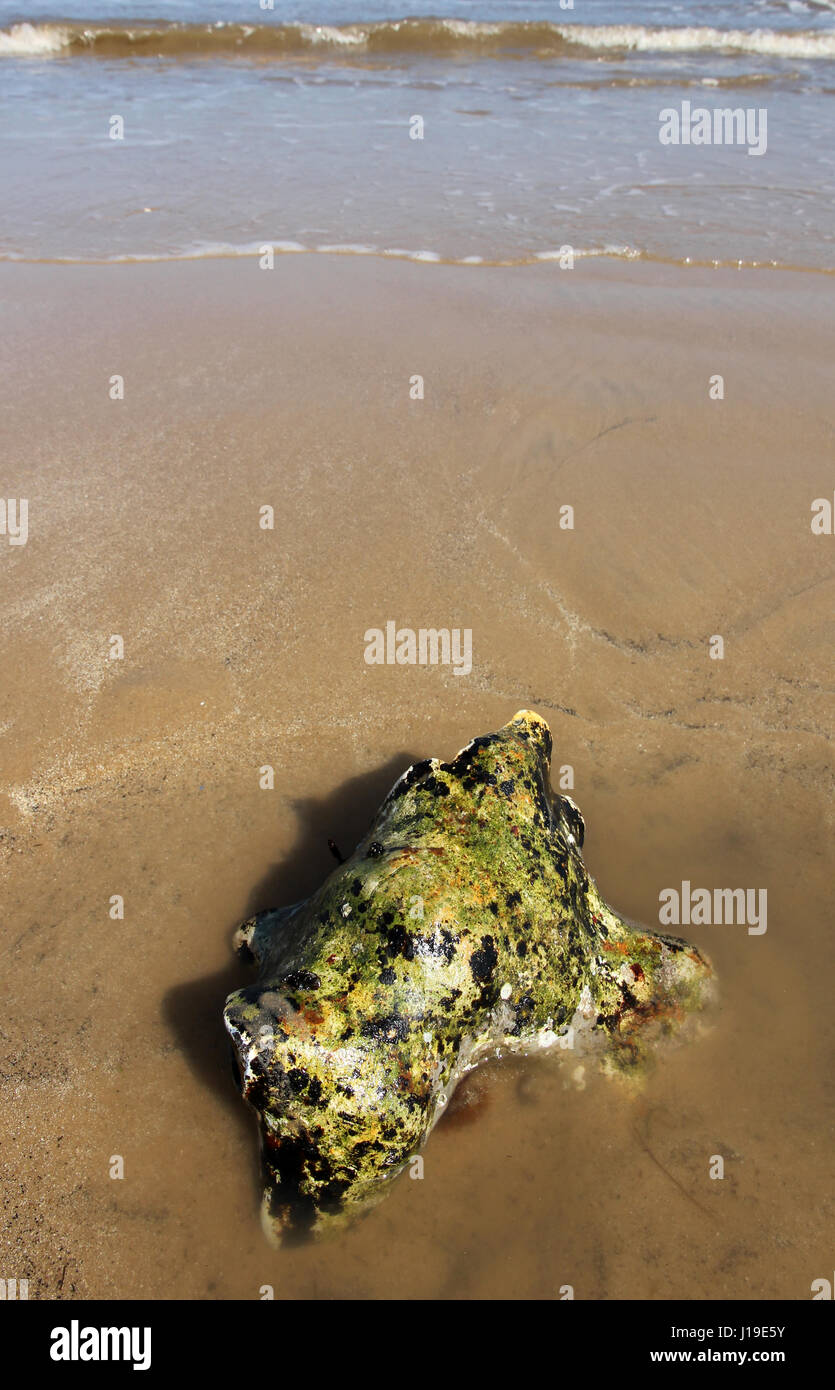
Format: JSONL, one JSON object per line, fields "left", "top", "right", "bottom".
{"left": 224, "top": 710, "right": 715, "bottom": 1243}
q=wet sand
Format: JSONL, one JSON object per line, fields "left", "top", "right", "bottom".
{"left": 1, "top": 255, "right": 833, "bottom": 1299}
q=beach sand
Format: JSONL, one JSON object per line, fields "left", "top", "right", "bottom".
{"left": 1, "top": 254, "right": 833, "bottom": 1298}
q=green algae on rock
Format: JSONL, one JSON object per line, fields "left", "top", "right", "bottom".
{"left": 224, "top": 710, "right": 715, "bottom": 1243}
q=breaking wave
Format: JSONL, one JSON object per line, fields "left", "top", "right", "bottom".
{"left": 2, "top": 19, "right": 835, "bottom": 62}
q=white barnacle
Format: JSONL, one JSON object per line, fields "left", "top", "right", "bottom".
{"left": 538, "top": 1028, "right": 558, "bottom": 1049}
{"left": 500, "top": 982, "right": 512, "bottom": 1000}
{"left": 341, "top": 902, "right": 352, "bottom": 918}
{"left": 577, "top": 984, "right": 596, "bottom": 1019}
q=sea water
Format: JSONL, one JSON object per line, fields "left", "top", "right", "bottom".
{"left": 1, "top": 0, "right": 834, "bottom": 269}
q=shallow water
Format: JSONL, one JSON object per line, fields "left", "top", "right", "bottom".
{"left": 1, "top": 0, "right": 834, "bottom": 268}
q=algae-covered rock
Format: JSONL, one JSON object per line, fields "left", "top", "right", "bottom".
{"left": 224, "top": 710, "right": 715, "bottom": 1242}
